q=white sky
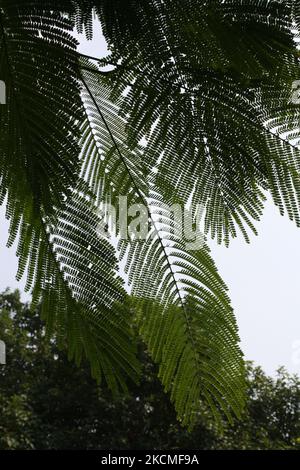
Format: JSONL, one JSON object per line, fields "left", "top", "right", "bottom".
{"left": 1, "top": 22, "right": 300, "bottom": 377}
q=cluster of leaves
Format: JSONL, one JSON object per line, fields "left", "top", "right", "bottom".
{"left": 1, "top": 290, "right": 300, "bottom": 450}
{"left": 1, "top": 1, "right": 300, "bottom": 428}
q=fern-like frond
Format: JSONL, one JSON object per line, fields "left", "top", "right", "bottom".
{"left": 80, "top": 66, "right": 246, "bottom": 427}
{"left": 0, "top": 1, "right": 82, "bottom": 213}
{"left": 73, "top": 0, "right": 297, "bottom": 82}
{"left": 2, "top": 0, "right": 300, "bottom": 426}
{"left": 4, "top": 179, "right": 140, "bottom": 391}
{"left": 77, "top": 0, "right": 300, "bottom": 245}
{"left": 0, "top": 2, "right": 139, "bottom": 391}
{"left": 133, "top": 296, "right": 244, "bottom": 428}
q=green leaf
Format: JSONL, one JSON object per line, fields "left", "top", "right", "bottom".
{"left": 0, "top": 3, "right": 139, "bottom": 392}
{"left": 85, "top": 0, "right": 300, "bottom": 245}
{"left": 80, "top": 67, "right": 246, "bottom": 427}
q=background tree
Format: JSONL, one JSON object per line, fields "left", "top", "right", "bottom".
{"left": 1, "top": 289, "right": 299, "bottom": 450}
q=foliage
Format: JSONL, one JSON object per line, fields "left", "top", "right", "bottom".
{"left": 1, "top": 1, "right": 300, "bottom": 427}
{"left": 80, "top": 69, "right": 245, "bottom": 427}
{"left": 0, "top": 290, "right": 299, "bottom": 450}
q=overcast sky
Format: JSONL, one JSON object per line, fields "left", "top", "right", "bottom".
{"left": 1, "top": 23, "right": 300, "bottom": 377}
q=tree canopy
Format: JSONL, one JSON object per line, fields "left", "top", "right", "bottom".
{"left": 1, "top": 1, "right": 300, "bottom": 427}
